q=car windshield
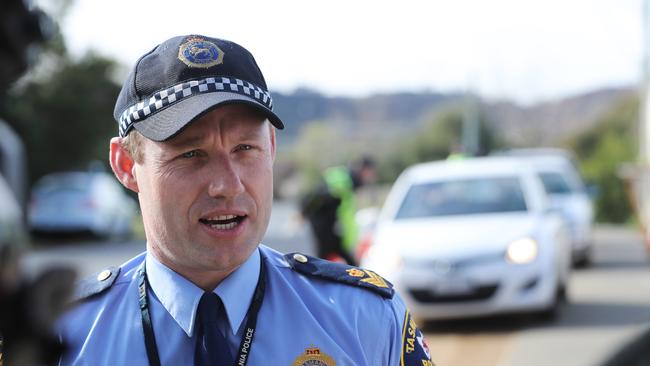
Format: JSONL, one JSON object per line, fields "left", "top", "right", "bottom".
{"left": 538, "top": 171, "right": 573, "bottom": 194}
{"left": 395, "top": 176, "right": 528, "bottom": 219}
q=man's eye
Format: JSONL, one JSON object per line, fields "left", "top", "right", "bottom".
{"left": 180, "top": 150, "right": 200, "bottom": 158}
{"left": 236, "top": 144, "right": 253, "bottom": 151}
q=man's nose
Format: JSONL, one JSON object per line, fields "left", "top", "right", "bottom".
{"left": 207, "top": 156, "right": 245, "bottom": 199}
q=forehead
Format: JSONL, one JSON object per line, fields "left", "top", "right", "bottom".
{"left": 169, "top": 104, "right": 268, "bottom": 144}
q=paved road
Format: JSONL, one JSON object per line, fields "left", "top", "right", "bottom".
{"left": 21, "top": 205, "right": 650, "bottom": 366}
{"left": 424, "top": 225, "right": 650, "bottom": 366}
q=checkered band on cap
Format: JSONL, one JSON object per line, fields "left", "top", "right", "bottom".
{"left": 118, "top": 76, "right": 273, "bottom": 137}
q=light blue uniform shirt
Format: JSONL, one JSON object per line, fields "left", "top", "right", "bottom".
{"left": 58, "top": 245, "right": 412, "bottom": 365}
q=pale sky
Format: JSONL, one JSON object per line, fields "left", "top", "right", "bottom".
{"left": 38, "top": 0, "right": 644, "bottom": 104}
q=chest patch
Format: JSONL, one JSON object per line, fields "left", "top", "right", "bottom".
{"left": 291, "top": 346, "right": 336, "bottom": 366}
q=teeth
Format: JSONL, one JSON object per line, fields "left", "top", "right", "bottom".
{"left": 209, "top": 214, "right": 237, "bottom": 221}
{"left": 201, "top": 214, "right": 243, "bottom": 230}
{"left": 209, "top": 222, "right": 238, "bottom": 230}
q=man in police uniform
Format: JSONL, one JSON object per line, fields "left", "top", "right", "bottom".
{"left": 57, "top": 34, "right": 434, "bottom": 366}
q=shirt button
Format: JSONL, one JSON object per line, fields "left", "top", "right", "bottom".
{"left": 97, "top": 269, "right": 112, "bottom": 281}
{"left": 293, "top": 254, "right": 308, "bottom": 263}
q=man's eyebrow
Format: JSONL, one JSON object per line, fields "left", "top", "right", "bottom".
{"left": 167, "top": 133, "right": 206, "bottom": 148}
{"left": 238, "top": 128, "right": 264, "bottom": 140}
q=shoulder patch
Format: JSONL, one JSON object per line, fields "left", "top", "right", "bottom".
{"left": 73, "top": 266, "right": 121, "bottom": 303}
{"left": 401, "top": 310, "right": 435, "bottom": 366}
{"left": 284, "top": 252, "right": 394, "bottom": 299}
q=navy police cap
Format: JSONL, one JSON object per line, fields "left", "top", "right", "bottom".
{"left": 113, "top": 35, "right": 284, "bottom": 141}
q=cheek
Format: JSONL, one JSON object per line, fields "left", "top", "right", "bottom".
{"left": 137, "top": 173, "right": 163, "bottom": 220}
{"left": 239, "top": 159, "right": 273, "bottom": 202}
{"left": 138, "top": 168, "right": 191, "bottom": 225}
{"left": 253, "top": 162, "right": 275, "bottom": 211}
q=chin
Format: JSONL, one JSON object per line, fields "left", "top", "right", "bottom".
{"left": 204, "top": 241, "right": 257, "bottom": 268}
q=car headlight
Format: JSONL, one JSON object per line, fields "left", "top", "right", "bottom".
{"left": 364, "top": 244, "right": 402, "bottom": 274}
{"left": 505, "top": 238, "right": 538, "bottom": 264}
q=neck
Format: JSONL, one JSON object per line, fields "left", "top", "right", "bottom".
{"left": 147, "top": 247, "right": 238, "bottom": 292}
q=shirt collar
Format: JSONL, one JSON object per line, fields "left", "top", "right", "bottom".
{"left": 145, "top": 248, "right": 261, "bottom": 337}
{"left": 215, "top": 248, "right": 260, "bottom": 336}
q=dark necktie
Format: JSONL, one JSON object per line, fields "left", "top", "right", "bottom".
{"left": 194, "top": 292, "right": 234, "bottom": 366}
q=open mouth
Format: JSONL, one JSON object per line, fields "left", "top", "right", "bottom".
{"left": 199, "top": 214, "right": 247, "bottom": 230}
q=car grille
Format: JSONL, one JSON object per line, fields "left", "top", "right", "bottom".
{"left": 409, "top": 284, "right": 499, "bottom": 303}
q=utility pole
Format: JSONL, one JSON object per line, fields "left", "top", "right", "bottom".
{"left": 462, "top": 92, "right": 480, "bottom": 156}
{"left": 641, "top": 0, "right": 650, "bottom": 163}
{"left": 631, "top": 0, "right": 650, "bottom": 252}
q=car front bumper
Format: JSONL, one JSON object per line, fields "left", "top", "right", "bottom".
{"left": 395, "top": 256, "right": 559, "bottom": 320}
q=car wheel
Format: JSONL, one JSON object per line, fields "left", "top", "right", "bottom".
{"left": 573, "top": 246, "right": 592, "bottom": 268}
{"left": 536, "top": 284, "right": 567, "bottom": 322}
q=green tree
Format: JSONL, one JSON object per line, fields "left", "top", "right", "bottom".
{"left": 289, "top": 121, "right": 351, "bottom": 190}
{"left": 379, "top": 106, "right": 506, "bottom": 182}
{"left": 565, "top": 95, "right": 638, "bottom": 223}
{"left": 1, "top": 52, "right": 121, "bottom": 185}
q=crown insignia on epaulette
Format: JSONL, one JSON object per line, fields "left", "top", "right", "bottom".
{"left": 346, "top": 268, "right": 389, "bottom": 288}
{"left": 346, "top": 268, "right": 365, "bottom": 277}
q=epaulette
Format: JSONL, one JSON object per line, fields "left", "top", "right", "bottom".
{"left": 72, "top": 266, "right": 121, "bottom": 303}
{"left": 284, "top": 253, "right": 394, "bottom": 299}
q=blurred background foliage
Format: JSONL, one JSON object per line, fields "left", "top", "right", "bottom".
{"left": 376, "top": 106, "right": 508, "bottom": 184}
{"left": 0, "top": 17, "right": 641, "bottom": 224}
{"left": 563, "top": 95, "right": 638, "bottom": 223}
{"left": 1, "top": 32, "right": 120, "bottom": 184}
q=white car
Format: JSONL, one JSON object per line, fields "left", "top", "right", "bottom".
{"left": 361, "top": 157, "right": 572, "bottom": 321}
{"left": 29, "top": 172, "right": 137, "bottom": 239}
{"left": 507, "top": 151, "right": 594, "bottom": 266}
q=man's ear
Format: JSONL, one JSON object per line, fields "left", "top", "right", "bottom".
{"left": 269, "top": 123, "right": 277, "bottom": 161}
{"left": 109, "top": 137, "right": 139, "bottom": 193}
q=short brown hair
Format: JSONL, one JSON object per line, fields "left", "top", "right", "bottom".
{"left": 121, "top": 130, "right": 145, "bottom": 163}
